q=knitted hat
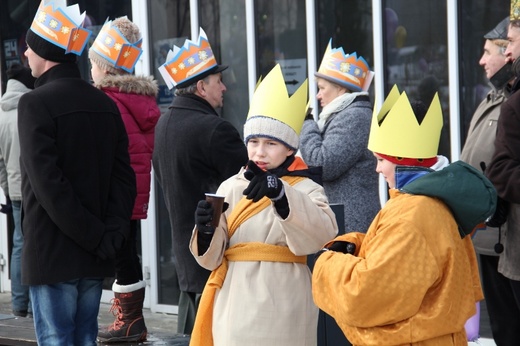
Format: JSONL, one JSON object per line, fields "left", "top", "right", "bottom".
{"left": 89, "top": 17, "right": 142, "bottom": 74}
{"left": 6, "top": 63, "right": 36, "bottom": 89}
{"left": 26, "top": 29, "right": 77, "bottom": 63}
{"left": 243, "top": 65, "right": 308, "bottom": 150}
{"left": 484, "top": 17, "right": 509, "bottom": 40}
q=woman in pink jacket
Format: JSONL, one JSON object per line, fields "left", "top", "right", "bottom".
{"left": 89, "top": 16, "right": 160, "bottom": 343}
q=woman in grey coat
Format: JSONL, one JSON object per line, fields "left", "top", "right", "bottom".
{"left": 299, "top": 41, "right": 380, "bottom": 233}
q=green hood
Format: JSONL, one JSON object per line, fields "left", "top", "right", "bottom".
{"left": 400, "top": 160, "right": 497, "bottom": 238}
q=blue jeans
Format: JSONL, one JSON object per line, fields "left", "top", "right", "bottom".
{"left": 30, "top": 278, "right": 103, "bottom": 346}
{"left": 10, "top": 200, "right": 30, "bottom": 313}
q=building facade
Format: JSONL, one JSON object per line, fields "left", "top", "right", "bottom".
{"left": 0, "top": 0, "right": 509, "bottom": 315}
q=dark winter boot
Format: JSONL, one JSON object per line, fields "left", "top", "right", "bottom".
{"left": 97, "top": 281, "right": 148, "bottom": 343}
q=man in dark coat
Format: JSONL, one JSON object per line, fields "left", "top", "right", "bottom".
{"left": 486, "top": 14, "right": 520, "bottom": 342}
{"left": 153, "top": 28, "right": 247, "bottom": 334}
{"left": 17, "top": 2, "right": 136, "bottom": 344}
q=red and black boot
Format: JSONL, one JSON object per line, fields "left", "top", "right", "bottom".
{"left": 97, "top": 280, "right": 147, "bottom": 343}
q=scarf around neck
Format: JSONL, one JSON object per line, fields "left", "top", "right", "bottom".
{"left": 317, "top": 91, "right": 368, "bottom": 131}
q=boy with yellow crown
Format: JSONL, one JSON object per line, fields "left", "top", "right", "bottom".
{"left": 18, "top": 0, "right": 136, "bottom": 345}
{"left": 188, "top": 64, "right": 338, "bottom": 346}
{"left": 312, "top": 86, "right": 496, "bottom": 345}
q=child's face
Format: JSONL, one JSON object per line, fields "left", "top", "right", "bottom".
{"left": 374, "top": 153, "right": 397, "bottom": 188}
{"left": 247, "top": 137, "right": 294, "bottom": 171}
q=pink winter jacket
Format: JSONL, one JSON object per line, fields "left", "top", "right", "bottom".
{"left": 97, "top": 74, "right": 160, "bottom": 219}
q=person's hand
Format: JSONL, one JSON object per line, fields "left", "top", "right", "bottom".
{"left": 96, "top": 230, "right": 125, "bottom": 260}
{"left": 328, "top": 241, "right": 356, "bottom": 254}
{"left": 195, "top": 200, "right": 215, "bottom": 234}
{"left": 0, "top": 195, "right": 12, "bottom": 214}
{"left": 315, "top": 241, "right": 356, "bottom": 261}
{"left": 243, "top": 160, "right": 284, "bottom": 202}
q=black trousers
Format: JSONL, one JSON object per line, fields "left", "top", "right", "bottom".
{"left": 115, "top": 220, "right": 143, "bottom": 285}
{"left": 480, "top": 254, "right": 520, "bottom": 346}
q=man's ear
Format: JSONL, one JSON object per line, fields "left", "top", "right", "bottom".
{"left": 196, "top": 79, "right": 206, "bottom": 95}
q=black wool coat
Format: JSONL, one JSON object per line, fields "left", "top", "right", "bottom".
{"left": 18, "top": 63, "right": 136, "bottom": 285}
{"left": 153, "top": 94, "right": 247, "bottom": 292}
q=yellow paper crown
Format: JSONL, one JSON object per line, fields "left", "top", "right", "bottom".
{"left": 90, "top": 18, "right": 143, "bottom": 73}
{"left": 248, "top": 64, "right": 308, "bottom": 134}
{"left": 368, "top": 85, "right": 443, "bottom": 158}
{"left": 158, "top": 28, "right": 219, "bottom": 89}
{"left": 512, "top": 0, "right": 520, "bottom": 21}
{"left": 30, "top": 0, "right": 91, "bottom": 55}
{"left": 315, "top": 39, "right": 374, "bottom": 92}
{"left": 244, "top": 65, "right": 308, "bottom": 149}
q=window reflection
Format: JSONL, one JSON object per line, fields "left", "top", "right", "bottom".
{"left": 254, "top": 0, "right": 307, "bottom": 97}
{"left": 148, "top": 0, "right": 191, "bottom": 306}
{"left": 458, "top": 0, "right": 508, "bottom": 143}
{"left": 315, "top": 0, "right": 374, "bottom": 110}
{"left": 383, "top": 1, "right": 450, "bottom": 159}
{"left": 200, "top": 0, "right": 248, "bottom": 135}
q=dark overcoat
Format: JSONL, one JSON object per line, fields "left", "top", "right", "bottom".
{"left": 488, "top": 87, "right": 520, "bottom": 280}
{"left": 153, "top": 94, "right": 247, "bottom": 292}
{"left": 18, "top": 63, "right": 136, "bottom": 285}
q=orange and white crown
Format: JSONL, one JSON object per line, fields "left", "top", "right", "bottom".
{"left": 90, "top": 18, "right": 143, "bottom": 72}
{"left": 315, "top": 39, "right": 374, "bottom": 92}
{"left": 158, "top": 28, "right": 219, "bottom": 89}
{"left": 368, "top": 85, "right": 443, "bottom": 159}
{"left": 29, "top": 0, "right": 91, "bottom": 55}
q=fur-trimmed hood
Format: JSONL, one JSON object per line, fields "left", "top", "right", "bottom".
{"left": 95, "top": 74, "right": 158, "bottom": 97}
{"left": 96, "top": 73, "right": 161, "bottom": 220}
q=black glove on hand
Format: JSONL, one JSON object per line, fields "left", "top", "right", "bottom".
{"left": 96, "top": 230, "right": 125, "bottom": 261}
{"left": 0, "top": 195, "right": 12, "bottom": 214}
{"left": 243, "top": 160, "right": 284, "bottom": 202}
{"left": 328, "top": 241, "right": 356, "bottom": 254}
{"left": 486, "top": 196, "right": 508, "bottom": 228}
{"left": 315, "top": 240, "right": 356, "bottom": 261}
{"left": 195, "top": 200, "right": 215, "bottom": 234}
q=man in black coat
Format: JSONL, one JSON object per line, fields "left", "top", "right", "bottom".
{"left": 17, "top": 2, "right": 136, "bottom": 344}
{"left": 153, "top": 29, "right": 247, "bottom": 334}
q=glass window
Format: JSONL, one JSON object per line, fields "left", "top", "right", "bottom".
{"left": 383, "top": 1, "right": 450, "bottom": 159}
{"left": 315, "top": 0, "right": 374, "bottom": 103}
{"left": 458, "top": 0, "right": 509, "bottom": 143}
{"left": 1, "top": 1, "right": 40, "bottom": 92}
{"left": 254, "top": 0, "right": 308, "bottom": 100}
{"left": 148, "top": 0, "right": 191, "bottom": 306}
{"left": 199, "top": 0, "right": 248, "bottom": 134}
